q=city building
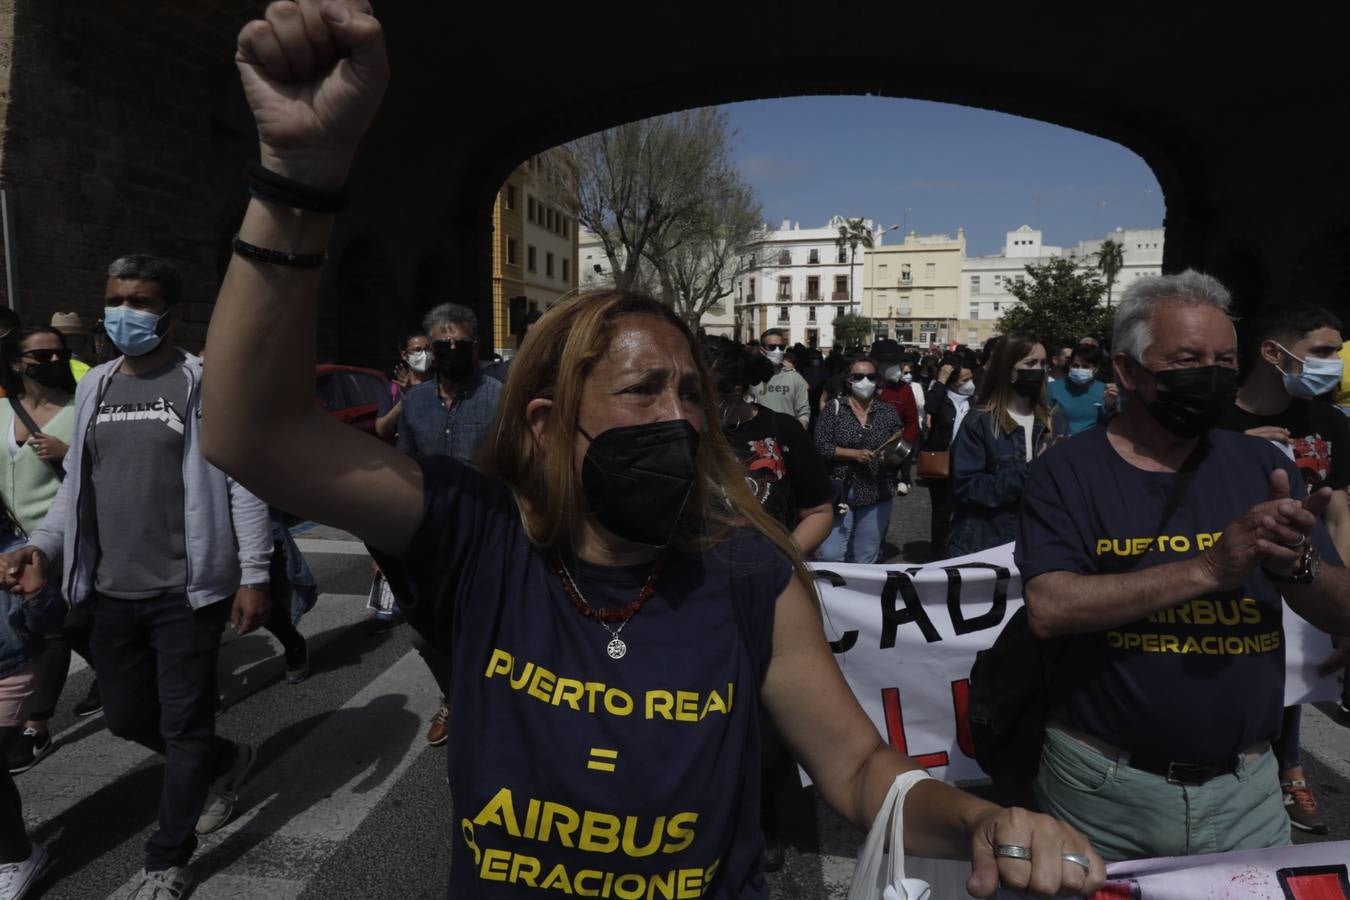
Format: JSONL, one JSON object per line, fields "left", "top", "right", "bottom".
{"left": 960, "top": 225, "right": 1165, "bottom": 344}
{"left": 491, "top": 153, "right": 579, "bottom": 356}
{"left": 863, "top": 229, "right": 965, "bottom": 347}
{"left": 736, "top": 217, "right": 883, "bottom": 347}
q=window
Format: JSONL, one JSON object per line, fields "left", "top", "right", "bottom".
{"left": 900, "top": 264, "right": 912, "bottom": 283}
{"left": 562, "top": 259, "right": 569, "bottom": 281}
{"left": 527, "top": 245, "right": 537, "bottom": 272}
{"left": 837, "top": 248, "right": 848, "bottom": 264}
{"left": 778, "top": 305, "right": 789, "bottom": 323}
{"left": 563, "top": 219, "right": 569, "bottom": 238}
{"left": 971, "top": 275, "right": 981, "bottom": 293}
{"left": 344, "top": 373, "right": 386, "bottom": 408}
{"left": 923, "top": 293, "right": 935, "bottom": 310}
{"left": 809, "top": 249, "right": 820, "bottom": 264}
{"left": 993, "top": 302, "right": 1001, "bottom": 311}
{"left": 778, "top": 250, "right": 792, "bottom": 266}
{"left": 507, "top": 238, "right": 518, "bottom": 265}
{"left": 1015, "top": 275, "right": 1025, "bottom": 285}
{"left": 969, "top": 303, "right": 979, "bottom": 320}
{"left": 808, "top": 307, "right": 816, "bottom": 322}
{"left": 836, "top": 306, "right": 846, "bottom": 319}
{"left": 747, "top": 278, "right": 756, "bottom": 301}
{"left": 834, "top": 275, "right": 848, "bottom": 299}
{"left": 777, "top": 276, "right": 791, "bottom": 299}
{"left": 924, "top": 262, "right": 936, "bottom": 279}
{"left": 546, "top": 252, "right": 555, "bottom": 277}
{"left": 807, "top": 276, "right": 820, "bottom": 299}
{"left": 506, "top": 186, "right": 516, "bottom": 210}
{"left": 546, "top": 208, "right": 553, "bottom": 231}
{"left": 315, "top": 374, "right": 344, "bottom": 412}
{"left": 877, "top": 292, "right": 887, "bottom": 305}
{"left": 527, "top": 197, "right": 535, "bottom": 222}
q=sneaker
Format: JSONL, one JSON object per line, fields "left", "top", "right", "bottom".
{"left": 129, "top": 865, "right": 194, "bottom": 900}
{"left": 195, "top": 743, "right": 257, "bottom": 835}
{"left": 7, "top": 728, "right": 51, "bottom": 776}
{"left": 1282, "top": 779, "right": 1328, "bottom": 834}
{"left": 73, "top": 681, "right": 102, "bottom": 718}
{"left": 0, "top": 843, "right": 48, "bottom": 899}
{"left": 284, "top": 639, "right": 309, "bottom": 685}
{"left": 426, "top": 703, "right": 449, "bottom": 747}
{"left": 896, "top": 482, "right": 911, "bottom": 497}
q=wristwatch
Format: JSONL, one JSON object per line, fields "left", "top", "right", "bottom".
{"left": 1265, "top": 545, "right": 1321, "bottom": 585}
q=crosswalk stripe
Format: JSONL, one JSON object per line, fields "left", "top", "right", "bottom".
{"left": 292, "top": 538, "right": 370, "bottom": 556}
{"left": 106, "top": 648, "right": 439, "bottom": 899}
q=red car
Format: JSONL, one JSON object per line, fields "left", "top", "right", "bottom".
{"left": 314, "top": 364, "right": 392, "bottom": 437}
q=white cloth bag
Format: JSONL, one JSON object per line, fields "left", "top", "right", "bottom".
{"left": 847, "top": 769, "right": 934, "bottom": 900}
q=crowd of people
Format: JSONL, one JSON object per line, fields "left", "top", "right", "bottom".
{"left": 0, "top": 2, "right": 1341, "bottom": 899}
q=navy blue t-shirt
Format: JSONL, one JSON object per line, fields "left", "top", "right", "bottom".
{"left": 1015, "top": 426, "right": 1337, "bottom": 763}
{"left": 375, "top": 457, "right": 792, "bottom": 899}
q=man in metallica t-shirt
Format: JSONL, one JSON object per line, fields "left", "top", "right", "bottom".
{"left": 1017, "top": 271, "right": 1350, "bottom": 863}
{"left": 1219, "top": 303, "right": 1350, "bottom": 835}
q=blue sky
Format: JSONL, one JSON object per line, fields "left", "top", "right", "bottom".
{"left": 721, "top": 96, "right": 1164, "bottom": 257}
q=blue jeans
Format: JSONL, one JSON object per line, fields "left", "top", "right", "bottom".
{"left": 90, "top": 593, "right": 234, "bottom": 870}
{"left": 818, "top": 491, "right": 893, "bottom": 564}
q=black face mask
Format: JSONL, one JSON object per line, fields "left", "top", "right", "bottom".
{"left": 1144, "top": 365, "right": 1238, "bottom": 438}
{"left": 434, "top": 339, "right": 475, "bottom": 382}
{"left": 579, "top": 420, "right": 700, "bottom": 547}
{"left": 1012, "top": 368, "right": 1045, "bottom": 398}
{"left": 24, "top": 361, "right": 72, "bottom": 391}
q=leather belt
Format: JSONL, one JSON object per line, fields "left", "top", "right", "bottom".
{"left": 1051, "top": 723, "right": 1267, "bottom": 786}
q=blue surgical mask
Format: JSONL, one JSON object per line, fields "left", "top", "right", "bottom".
{"left": 103, "top": 305, "right": 167, "bottom": 358}
{"left": 1276, "top": 343, "right": 1344, "bottom": 399}
{"left": 1068, "top": 367, "right": 1096, "bottom": 386}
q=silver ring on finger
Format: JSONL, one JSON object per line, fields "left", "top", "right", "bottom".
{"left": 1062, "top": 853, "right": 1091, "bottom": 871}
{"left": 1284, "top": 534, "right": 1308, "bottom": 550}
{"left": 994, "top": 844, "right": 1032, "bottom": 861}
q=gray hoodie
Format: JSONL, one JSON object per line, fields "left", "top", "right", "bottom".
{"left": 29, "top": 352, "right": 272, "bottom": 609}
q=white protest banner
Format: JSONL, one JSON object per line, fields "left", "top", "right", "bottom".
{"left": 811, "top": 543, "right": 1339, "bottom": 785}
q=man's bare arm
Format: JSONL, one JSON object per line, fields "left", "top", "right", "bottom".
{"left": 1024, "top": 559, "right": 1211, "bottom": 639}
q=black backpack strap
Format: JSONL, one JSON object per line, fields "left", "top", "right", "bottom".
{"left": 1154, "top": 439, "right": 1207, "bottom": 536}
{"left": 8, "top": 397, "right": 63, "bottom": 481}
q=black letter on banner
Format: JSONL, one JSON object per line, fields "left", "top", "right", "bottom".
{"left": 813, "top": 570, "right": 858, "bottom": 653}
{"left": 943, "top": 564, "right": 1010, "bottom": 636}
{"left": 880, "top": 570, "right": 940, "bottom": 647}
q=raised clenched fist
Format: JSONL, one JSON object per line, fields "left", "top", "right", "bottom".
{"left": 235, "top": 0, "right": 390, "bottom": 191}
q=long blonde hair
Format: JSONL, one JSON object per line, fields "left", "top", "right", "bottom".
{"left": 483, "top": 289, "right": 815, "bottom": 593}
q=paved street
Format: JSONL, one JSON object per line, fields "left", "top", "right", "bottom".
{"left": 15, "top": 501, "right": 1350, "bottom": 898}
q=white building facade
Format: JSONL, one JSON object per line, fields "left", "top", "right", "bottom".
{"left": 735, "top": 217, "right": 880, "bottom": 347}
{"left": 961, "top": 225, "right": 1165, "bottom": 344}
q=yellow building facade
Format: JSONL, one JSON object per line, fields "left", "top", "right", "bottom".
{"left": 863, "top": 229, "right": 965, "bottom": 347}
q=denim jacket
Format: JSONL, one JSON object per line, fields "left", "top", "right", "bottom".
{"left": 0, "top": 535, "right": 67, "bottom": 679}
{"left": 947, "top": 406, "right": 1068, "bottom": 557}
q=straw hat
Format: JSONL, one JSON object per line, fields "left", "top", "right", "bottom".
{"left": 51, "top": 312, "right": 87, "bottom": 335}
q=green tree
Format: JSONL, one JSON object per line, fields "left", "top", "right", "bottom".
{"left": 1094, "top": 238, "right": 1125, "bottom": 307}
{"left": 831, "top": 313, "right": 873, "bottom": 348}
{"left": 834, "top": 217, "right": 874, "bottom": 315}
{"left": 997, "top": 258, "right": 1113, "bottom": 346}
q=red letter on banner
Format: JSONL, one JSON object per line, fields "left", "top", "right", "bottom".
{"left": 881, "top": 687, "right": 949, "bottom": 769}
{"left": 1277, "top": 865, "right": 1350, "bottom": 900}
{"left": 951, "top": 679, "right": 975, "bottom": 759}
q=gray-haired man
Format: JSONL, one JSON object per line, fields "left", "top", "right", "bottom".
{"left": 1015, "top": 270, "right": 1350, "bottom": 862}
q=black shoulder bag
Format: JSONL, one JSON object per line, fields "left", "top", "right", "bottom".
{"left": 967, "top": 440, "right": 1205, "bottom": 785}
{"left": 8, "top": 397, "right": 63, "bottom": 481}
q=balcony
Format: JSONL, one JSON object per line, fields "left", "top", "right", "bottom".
{"left": 831, "top": 291, "right": 850, "bottom": 302}
{"left": 804, "top": 291, "right": 822, "bottom": 302}
{"left": 898, "top": 275, "right": 912, "bottom": 286}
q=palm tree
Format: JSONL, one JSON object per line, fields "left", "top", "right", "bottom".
{"left": 834, "top": 217, "right": 874, "bottom": 315}
{"left": 1094, "top": 238, "right": 1124, "bottom": 307}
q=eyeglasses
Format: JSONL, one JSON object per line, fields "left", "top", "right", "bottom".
{"left": 21, "top": 349, "right": 71, "bottom": 364}
{"left": 848, "top": 373, "right": 876, "bottom": 383}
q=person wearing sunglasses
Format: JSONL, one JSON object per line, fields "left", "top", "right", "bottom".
{"left": 814, "top": 356, "right": 904, "bottom": 563}
{"left": 0, "top": 326, "right": 83, "bottom": 777}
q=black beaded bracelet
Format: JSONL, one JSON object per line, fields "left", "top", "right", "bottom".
{"left": 232, "top": 234, "right": 327, "bottom": 269}
{"left": 246, "top": 161, "right": 350, "bottom": 214}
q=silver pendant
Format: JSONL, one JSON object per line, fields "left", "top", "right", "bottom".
{"left": 606, "top": 637, "right": 627, "bottom": 659}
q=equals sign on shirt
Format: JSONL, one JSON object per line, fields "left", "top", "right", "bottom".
{"left": 587, "top": 747, "right": 619, "bottom": 773}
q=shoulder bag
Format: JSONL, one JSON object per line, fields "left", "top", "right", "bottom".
{"left": 8, "top": 398, "right": 64, "bottom": 481}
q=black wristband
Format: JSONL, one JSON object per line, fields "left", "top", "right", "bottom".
{"left": 246, "top": 161, "right": 349, "bottom": 214}
{"left": 232, "top": 234, "right": 327, "bottom": 269}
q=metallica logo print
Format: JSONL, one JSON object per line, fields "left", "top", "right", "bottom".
{"left": 95, "top": 396, "right": 185, "bottom": 435}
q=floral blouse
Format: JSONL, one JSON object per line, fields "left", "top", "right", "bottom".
{"left": 813, "top": 396, "right": 903, "bottom": 507}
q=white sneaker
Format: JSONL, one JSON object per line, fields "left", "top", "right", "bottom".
{"left": 128, "top": 865, "right": 194, "bottom": 900}
{"left": 896, "top": 482, "right": 911, "bottom": 496}
{"left": 195, "top": 742, "right": 256, "bottom": 835}
{"left": 0, "top": 844, "right": 48, "bottom": 900}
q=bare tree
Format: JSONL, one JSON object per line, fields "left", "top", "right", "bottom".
{"left": 552, "top": 108, "right": 745, "bottom": 295}
{"left": 643, "top": 175, "right": 770, "bottom": 330}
